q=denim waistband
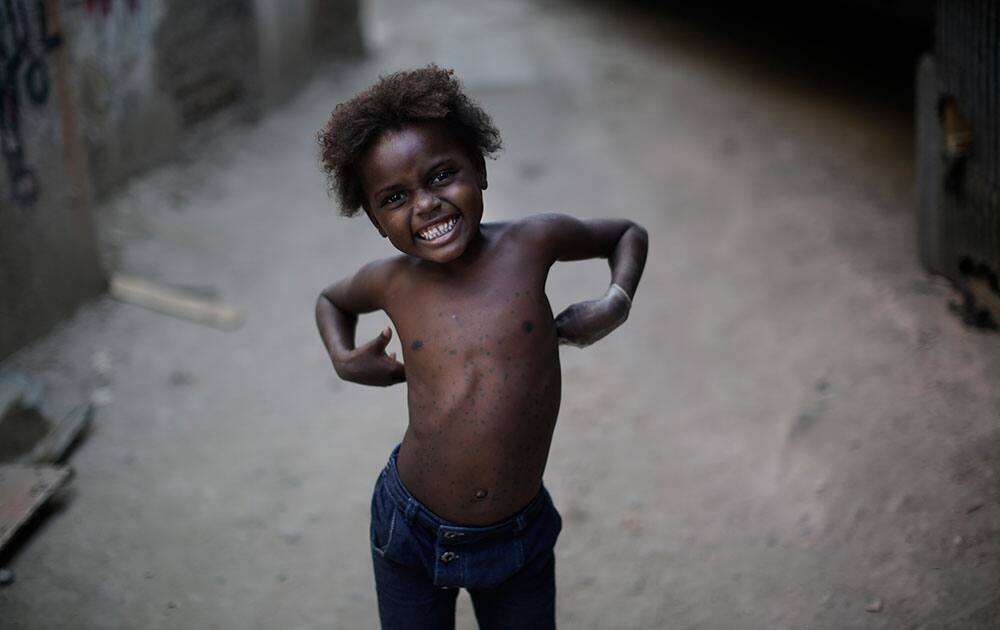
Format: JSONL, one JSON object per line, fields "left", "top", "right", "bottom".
{"left": 381, "top": 444, "right": 548, "bottom": 544}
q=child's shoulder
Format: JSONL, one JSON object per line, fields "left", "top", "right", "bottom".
{"left": 485, "top": 213, "right": 580, "bottom": 251}
{"left": 487, "top": 213, "right": 576, "bottom": 239}
{"left": 351, "top": 254, "right": 415, "bottom": 284}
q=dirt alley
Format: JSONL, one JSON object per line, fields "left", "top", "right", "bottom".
{"left": 3, "top": 0, "right": 1000, "bottom": 628}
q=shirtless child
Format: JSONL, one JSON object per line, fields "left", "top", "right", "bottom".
{"left": 315, "top": 66, "right": 647, "bottom": 630}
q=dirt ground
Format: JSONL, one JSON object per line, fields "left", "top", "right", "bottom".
{"left": 3, "top": 0, "right": 1000, "bottom": 628}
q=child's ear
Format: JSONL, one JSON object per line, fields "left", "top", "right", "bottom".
{"left": 364, "top": 207, "right": 388, "bottom": 238}
{"left": 474, "top": 154, "right": 488, "bottom": 190}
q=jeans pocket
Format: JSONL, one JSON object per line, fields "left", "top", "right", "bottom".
{"left": 370, "top": 471, "right": 398, "bottom": 558}
{"left": 371, "top": 505, "right": 397, "bottom": 558}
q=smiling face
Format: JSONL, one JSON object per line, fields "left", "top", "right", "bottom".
{"left": 359, "top": 121, "right": 487, "bottom": 264}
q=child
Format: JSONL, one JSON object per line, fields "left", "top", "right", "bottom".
{"left": 315, "top": 66, "right": 647, "bottom": 629}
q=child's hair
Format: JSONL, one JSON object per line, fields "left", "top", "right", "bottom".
{"left": 318, "top": 65, "right": 503, "bottom": 216}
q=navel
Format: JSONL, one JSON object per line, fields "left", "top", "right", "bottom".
{"left": 474, "top": 489, "right": 488, "bottom": 500}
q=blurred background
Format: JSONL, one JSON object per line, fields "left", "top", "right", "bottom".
{"left": 2, "top": 0, "right": 999, "bottom": 628}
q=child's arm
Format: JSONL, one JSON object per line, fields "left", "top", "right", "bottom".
{"left": 526, "top": 213, "right": 648, "bottom": 347}
{"left": 315, "top": 260, "right": 406, "bottom": 387}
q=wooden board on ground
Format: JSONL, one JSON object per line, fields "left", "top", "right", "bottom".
{"left": 0, "top": 465, "right": 72, "bottom": 552}
{"left": 109, "top": 273, "right": 244, "bottom": 331}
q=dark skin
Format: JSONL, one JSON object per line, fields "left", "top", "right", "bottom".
{"left": 316, "top": 121, "right": 648, "bottom": 525}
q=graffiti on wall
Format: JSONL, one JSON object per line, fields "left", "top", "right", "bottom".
{"left": 0, "top": 0, "right": 61, "bottom": 206}
{"left": 84, "top": 0, "right": 138, "bottom": 16}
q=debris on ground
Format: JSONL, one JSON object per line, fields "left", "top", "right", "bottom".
{"left": 0, "top": 465, "right": 73, "bottom": 552}
{"left": 1, "top": 371, "right": 94, "bottom": 466}
{"left": 0, "top": 371, "right": 90, "bottom": 555}
{"left": 109, "top": 273, "right": 244, "bottom": 331}
{"left": 865, "top": 599, "right": 884, "bottom": 613}
{"left": 0, "top": 372, "right": 51, "bottom": 463}
{"left": 21, "top": 405, "right": 94, "bottom": 465}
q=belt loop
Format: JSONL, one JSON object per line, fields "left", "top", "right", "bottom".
{"left": 404, "top": 498, "right": 419, "bottom": 525}
{"left": 515, "top": 513, "right": 527, "bottom": 532}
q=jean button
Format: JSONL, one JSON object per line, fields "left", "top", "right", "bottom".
{"left": 443, "top": 531, "right": 463, "bottom": 540}
{"left": 440, "top": 551, "right": 458, "bottom": 562}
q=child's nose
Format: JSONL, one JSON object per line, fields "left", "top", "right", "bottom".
{"left": 414, "top": 189, "right": 441, "bottom": 215}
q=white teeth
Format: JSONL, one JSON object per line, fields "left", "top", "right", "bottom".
{"left": 418, "top": 217, "right": 458, "bottom": 240}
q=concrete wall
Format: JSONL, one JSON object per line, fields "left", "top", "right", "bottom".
{"left": 0, "top": 0, "right": 362, "bottom": 360}
{"left": 252, "top": 0, "right": 363, "bottom": 109}
{"left": 0, "top": 0, "right": 105, "bottom": 361}
{"left": 72, "top": 0, "right": 363, "bottom": 196}
{"left": 71, "top": 2, "right": 180, "bottom": 197}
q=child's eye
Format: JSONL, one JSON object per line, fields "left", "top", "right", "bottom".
{"left": 432, "top": 169, "right": 455, "bottom": 184}
{"left": 382, "top": 191, "right": 405, "bottom": 207}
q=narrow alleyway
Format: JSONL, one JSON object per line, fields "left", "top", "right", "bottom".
{"left": 4, "top": 1, "right": 1000, "bottom": 628}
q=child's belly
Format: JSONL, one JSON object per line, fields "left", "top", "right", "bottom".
{"left": 396, "top": 320, "right": 562, "bottom": 525}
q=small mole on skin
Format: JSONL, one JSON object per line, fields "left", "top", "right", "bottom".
{"left": 522, "top": 321, "right": 534, "bottom": 333}
{"left": 411, "top": 340, "right": 424, "bottom": 351}
{"left": 449, "top": 349, "right": 457, "bottom": 356}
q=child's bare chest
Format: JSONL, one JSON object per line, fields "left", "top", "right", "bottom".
{"left": 380, "top": 233, "right": 564, "bottom": 524}
{"left": 386, "top": 262, "right": 555, "bottom": 369}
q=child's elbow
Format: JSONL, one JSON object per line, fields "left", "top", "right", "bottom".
{"left": 315, "top": 292, "right": 339, "bottom": 322}
{"left": 628, "top": 222, "right": 649, "bottom": 245}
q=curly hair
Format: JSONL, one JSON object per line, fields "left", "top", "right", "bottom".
{"left": 318, "top": 65, "right": 503, "bottom": 216}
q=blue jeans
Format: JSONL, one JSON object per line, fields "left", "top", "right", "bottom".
{"left": 370, "top": 446, "right": 562, "bottom": 629}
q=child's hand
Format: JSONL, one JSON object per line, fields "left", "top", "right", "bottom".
{"left": 333, "top": 326, "right": 406, "bottom": 386}
{"left": 555, "top": 285, "right": 631, "bottom": 348}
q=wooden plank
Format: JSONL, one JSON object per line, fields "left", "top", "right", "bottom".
{"left": 109, "top": 274, "right": 244, "bottom": 331}
{"left": 0, "top": 465, "right": 72, "bottom": 552}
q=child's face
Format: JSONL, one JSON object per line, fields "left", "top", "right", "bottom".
{"left": 359, "top": 121, "right": 486, "bottom": 264}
